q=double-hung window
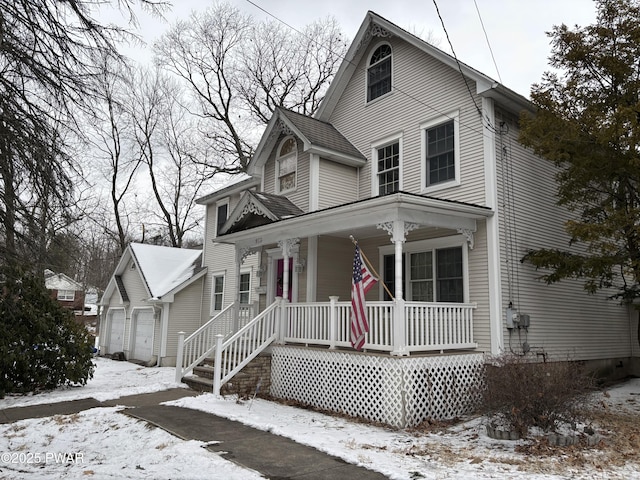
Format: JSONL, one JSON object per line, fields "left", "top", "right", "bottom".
{"left": 421, "top": 112, "right": 460, "bottom": 191}
{"left": 211, "top": 274, "right": 225, "bottom": 312}
{"left": 239, "top": 272, "right": 251, "bottom": 304}
{"left": 373, "top": 134, "right": 402, "bottom": 196}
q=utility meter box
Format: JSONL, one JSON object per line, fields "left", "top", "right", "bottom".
{"left": 519, "top": 314, "right": 530, "bottom": 328}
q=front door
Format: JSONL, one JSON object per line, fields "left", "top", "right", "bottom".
{"left": 276, "top": 258, "right": 294, "bottom": 300}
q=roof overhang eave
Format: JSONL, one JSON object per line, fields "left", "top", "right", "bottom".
{"left": 216, "top": 193, "right": 493, "bottom": 248}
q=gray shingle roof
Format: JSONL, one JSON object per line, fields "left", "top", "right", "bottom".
{"left": 277, "top": 108, "right": 365, "bottom": 160}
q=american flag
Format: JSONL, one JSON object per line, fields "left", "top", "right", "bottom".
{"left": 350, "top": 244, "right": 378, "bottom": 350}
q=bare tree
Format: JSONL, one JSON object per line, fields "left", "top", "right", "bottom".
{"left": 129, "top": 67, "right": 211, "bottom": 247}
{"left": 0, "top": 0, "right": 166, "bottom": 273}
{"left": 154, "top": 2, "right": 348, "bottom": 174}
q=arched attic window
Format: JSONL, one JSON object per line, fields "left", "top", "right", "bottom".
{"left": 367, "top": 44, "right": 392, "bottom": 102}
{"left": 276, "top": 136, "right": 297, "bottom": 193}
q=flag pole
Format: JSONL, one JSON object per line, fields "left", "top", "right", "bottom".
{"left": 349, "top": 235, "right": 395, "bottom": 301}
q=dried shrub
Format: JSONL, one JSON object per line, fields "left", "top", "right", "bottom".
{"left": 479, "top": 354, "right": 594, "bottom": 437}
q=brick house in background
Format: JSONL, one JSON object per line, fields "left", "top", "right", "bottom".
{"left": 44, "top": 269, "right": 85, "bottom": 312}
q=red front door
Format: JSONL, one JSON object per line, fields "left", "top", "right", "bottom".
{"left": 276, "top": 258, "right": 294, "bottom": 300}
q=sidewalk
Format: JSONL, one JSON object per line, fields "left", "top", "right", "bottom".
{"left": 0, "top": 389, "right": 389, "bottom": 479}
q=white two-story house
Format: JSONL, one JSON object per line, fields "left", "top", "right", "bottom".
{"left": 175, "top": 11, "right": 637, "bottom": 428}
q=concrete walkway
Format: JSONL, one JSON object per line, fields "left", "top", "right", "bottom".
{"left": 0, "top": 389, "right": 389, "bottom": 479}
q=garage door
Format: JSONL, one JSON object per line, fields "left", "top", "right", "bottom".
{"left": 108, "top": 310, "right": 125, "bottom": 354}
{"left": 132, "top": 310, "right": 154, "bottom": 362}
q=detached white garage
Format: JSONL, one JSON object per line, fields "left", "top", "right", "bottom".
{"left": 99, "top": 243, "right": 207, "bottom": 367}
{"left": 131, "top": 309, "right": 155, "bottom": 362}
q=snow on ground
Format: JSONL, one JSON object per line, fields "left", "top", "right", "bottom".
{"left": 0, "top": 357, "right": 185, "bottom": 408}
{"left": 1, "top": 357, "right": 640, "bottom": 479}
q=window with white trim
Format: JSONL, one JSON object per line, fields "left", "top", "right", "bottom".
{"left": 421, "top": 112, "right": 460, "bottom": 191}
{"left": 276, "top": 137, "right": 297, "bottom": 193}
{"left": 239, "top": 272, "right": 251, "bottom": 304}
{"left": 380, "top": 237, "right": 466, "bottom": 303}
{"left": 57, "top": 289, "right": 75, "bottom": 301}
{"left": 367, "top": 44, "right": 392, "bottom": 102}
{"left": 372, "top": 134, "right": 402, "bottom": 196}
{"left": 211, "top": 274, "right": 225, "bottom": 312}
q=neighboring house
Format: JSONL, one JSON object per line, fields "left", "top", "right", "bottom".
{"left": 44, "top": 269, "right": 84, "bottom": 312}
{"left": 178, "top": 11, "right": 637, "bottom": 428}
{"left": 99, "top": 243, "right": 207, "bottom": 367}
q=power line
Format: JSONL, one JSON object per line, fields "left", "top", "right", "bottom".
{"left": 432, "top": 0, "right": 482, "bottom": 117}
{"left": 473, "top": 0, "right": 503, "bottom": 84}
{"left": 243, "top": 0, "right": 503, "bottom": 139}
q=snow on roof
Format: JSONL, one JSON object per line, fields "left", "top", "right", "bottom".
{"left": 44, "top": 272, "right": 82, "bottom": 291}
{"left": 129, "top": 243, "right": 202, "bottom": 299}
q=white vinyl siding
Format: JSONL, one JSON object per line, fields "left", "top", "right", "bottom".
{"left": 328, "top": 37, "right": 486, "bottom": 205}
{"left": 317, "top": 159, "right": 358, "bottom": 209}
{"left": 494, "top": 109, "right": 631, "bottom": 361}
{"left": 163, "top": 280, "right": 205, "bottom": 366}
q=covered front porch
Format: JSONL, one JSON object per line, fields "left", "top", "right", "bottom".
{"left": 221, "top": 191, "right": 493, "bottom": 352}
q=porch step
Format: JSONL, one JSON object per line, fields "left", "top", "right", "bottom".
{"left": 182, "top": 374, "right": 213, "bottom": 393}
{"left": 193, "top": 365, "right": 214, "bottom": 379}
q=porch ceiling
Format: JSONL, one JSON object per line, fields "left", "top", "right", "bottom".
{"left": 216, "top": 192, "right": 493, "bottom": 250}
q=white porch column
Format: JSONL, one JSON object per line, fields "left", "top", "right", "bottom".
{"left": 278, "top": 238, "right": 299, "bottom": 302}
{"left": 378, "top": 220, "right": 418, "bottom": 356}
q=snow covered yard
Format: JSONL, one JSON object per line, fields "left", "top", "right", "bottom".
{"left": 1, "top": 357, "right": 640, "bottom": 479}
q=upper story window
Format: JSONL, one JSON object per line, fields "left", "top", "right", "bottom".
{"left": 421, "top": 112, "right": 460, "bottom": 192}
{"left": 215, "top": 199, "right": 228, "bottom": 237}
{"left": 372, "top": 133, "right": 402, "bottom": 196}
{"left": 367, "top": 44, "right": 392, "bottom": 102}
{"left": 377, "top": 142, "right": 399, "bottom": 195}
{"left": 276, "top": 137, "right": 297, "bottom": 193}
{"left": 57, "top": 289, "right": 75, "bottom": 301}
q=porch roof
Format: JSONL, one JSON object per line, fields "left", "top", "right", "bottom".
{"left": 215, "top": 191, "right": 493, "bottom": 249}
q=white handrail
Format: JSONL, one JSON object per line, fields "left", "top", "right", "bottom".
{"left": 214, "top": 300, "right": 281, "bottom": 394}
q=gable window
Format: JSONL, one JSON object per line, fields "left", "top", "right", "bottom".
{"left": 276, "top": 137, "right": 297, "bottom": 193}
{"left": 367, "top": 44, "right": 392, "bottom": 102}
{"left": 211, "top": 274, "right": 225, "bottom": 312}
{"left": 239, "top": 272, "right": 251, "bottom": 304}
{"left": 421, "top": 112, "right": 460, "bottom": 191}
{"left": 57, "top": 289, "right": 75, "bottom": 301}
{"left": 216, "top": 200, "right": 228, "bottom": 236}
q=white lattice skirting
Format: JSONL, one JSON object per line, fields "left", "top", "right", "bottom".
{"left": 270, "top": 346, "right": 485, "bottom": 428}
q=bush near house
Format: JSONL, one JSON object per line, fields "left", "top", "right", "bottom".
{"left": 0, "top": 268, "right": 94, "bottom": 398}
{"left": 479, "top": 354, "right": 594, "bottom": 438}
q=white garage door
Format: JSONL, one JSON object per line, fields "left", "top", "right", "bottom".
{"left": 132, "top": 310, "right": 154, "bottom": 362}
{"left": 108, "top": 310, "right": 125, "bottom": 354}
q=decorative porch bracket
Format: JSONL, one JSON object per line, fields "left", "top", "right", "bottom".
{"left": 456, "top": 228, "right": 475, "bottom": 250}
{"left": 376, "top": 220, "right": 418, "bottom": 356}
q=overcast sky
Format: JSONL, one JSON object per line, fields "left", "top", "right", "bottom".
{"left": 106, "top": 0, "right": 600, "bottom": 98}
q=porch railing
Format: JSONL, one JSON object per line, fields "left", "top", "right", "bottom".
{"left": 175, "top": 302, "right": 256, "bottom": 382}
{"left": 175, "top": 298, "right": 477, "bottom": 387}
{"left": 284, "top": 299, "right": 476, "bottom": 354}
